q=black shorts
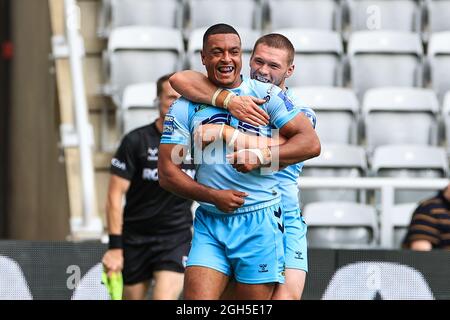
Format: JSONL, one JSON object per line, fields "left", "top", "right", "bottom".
{"left": 122, "top": 229, "right": 192, "bottom": 285}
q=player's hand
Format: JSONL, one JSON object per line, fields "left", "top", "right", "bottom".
{"left": 228, "top": 95, "right": 269, "bottom": 126}
{"left": 211, "top": 189, "right": 248, "bottom": 213}
{"left": 102, "top": 249, "right": 124, "bottom": 277}
{"left": 226, "top": 150, "right": 262, "bottom": 173}
{"left": 194, "top": 124, "right": 224, "bottom": 150}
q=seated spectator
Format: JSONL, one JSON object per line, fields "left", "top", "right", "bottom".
{"left": 402, "top": 183, "right": 450, "bottom": 251}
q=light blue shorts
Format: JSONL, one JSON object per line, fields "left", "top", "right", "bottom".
{"left": 186, "top": 201, "right": 286, "bottom": 284}
{"left": 284, "top": 208, "right": 308, "bottom": 272}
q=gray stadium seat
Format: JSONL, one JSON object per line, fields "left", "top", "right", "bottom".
{"left": 121, "top": 82, "right": 159, "bottom": 134}
{"left": 345, "top": 0, "right": 422, "bottom": 34}
{"left": 291, "top": 86, "right": 359, "bottom": 144}
{"left": 300, "top": 144, "right": 367, "bottom": 206}
{"left": 389, "top": 202, "right": 417, "bottom": 249}
{"left": 427, "top": 31, "right": 450, "bottom": 103}
{"left": 303, "top": 201, "right": 379, "bottom": 249}
{"left": 97, "top": 0, "right": 183, "bottom": 38}
{"left": 363, "top": 87, "right": 439, "bottom": 152}
{"left": 267, "top": 0, "right": 342, "bottom": 31}
{"left": 371, "top": 144, "right": 448, "bottom": 203}
{"left": 426, "top": 0, "right": 450, "bottom": 34}
{"left": 105, "top": 26, "right": 184, "bottom": 107}
{"left": 187, "top": 27, "right": 261, "bottom": 77}
{"left": 443, "top": 91, "right": 450, "bottom": 152}
{"left": 348, "top": 31, "right": 423, "bottom": 100}
{"left": 186, "top": 0, "right": 262, "bottom": 36}
{"left": 274, "top": 29, "right": 344, "bottom": 87}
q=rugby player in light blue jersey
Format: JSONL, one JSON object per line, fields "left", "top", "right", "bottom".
{"left": 169, "top": 33, "right": 318, "bottom": 300}
{"left": 158, "top": 24, "right": 320, "bottom": 300}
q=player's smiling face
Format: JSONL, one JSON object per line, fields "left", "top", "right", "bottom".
{"left": 201, "top": 33, "right": 242, "bottom": 88}
{"left": 250, "top": 44, "right": 294, "bottom": 89}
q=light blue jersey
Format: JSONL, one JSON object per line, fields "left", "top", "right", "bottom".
{"left": 161, "top": 76, "right": 301, "bottom": 213}
{"left": 274, "top": 89, "right": 317, "bottom": 212}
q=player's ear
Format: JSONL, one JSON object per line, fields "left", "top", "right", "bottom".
{"left": 200, "top": 50, "right": 206, "bottom": 66}
{"left": 285, "top": 64, "right": 295, "bottom": 79}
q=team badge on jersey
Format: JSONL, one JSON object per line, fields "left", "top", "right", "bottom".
{"left": 163, "top": 115, "right": 174, "bottom": 135}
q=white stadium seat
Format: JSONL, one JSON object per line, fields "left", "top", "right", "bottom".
{"left": 267, "top": 0, "right": 341, "bottom": 31}
{"left": 348, "top": 31, "right": 423, "bottom": 99}
{"left": 186, "top": 0, "right": 262, "bottom": 36}
{"left": 362, "top": 87, "right": 440, "bottom": 152}
{"left": 97, "top": 0, "right": 183, "bottom": 37}
{"left": 426, "top": 0, "right": 450, "bottom": 33}
{"left": 346, "top": 0, "right": 422, "bottom": 33}
{"left": 275, "top": 29, "right": 344, "bottom": 87}
{"left": 301, "top": 144, "right": 367, "bottom": 206}
{"left": 291, "top": 86, "right": 360, "bottom": 144}
{"left": 121, "top": 82, "right": 159, "bottom": 134}
{"left": 389, "top": 202, "right": 417, "bottom": 248}
{"left": 303, "top": 201, "right": 379, "bottom": 249}
{"left": 105, "top": 26, "right": 184, "bottom": 106}
{"left": 371, "top": 144, "right": 448, "bottom": 203}
{"left": 427, "top": 31, "right": 450, "bottom": 103}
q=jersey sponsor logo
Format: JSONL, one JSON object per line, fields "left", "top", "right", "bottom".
{"left": 278, "top": 91, "right": 294, "bottom": 112}
{"left": 142, "top": 168, "right": 158, "bottom": 181}
{"left": 163, "top": 115, "right": 174, "bottom": 135}
{"left": 111, "top": 158, "right": 126, "bottom": 171}
{"left": 147, "top": 147, "right": 158, "bottom": 161}
{"left": 143, "top": 168, "right": 195, "bottom": 181}
{"left": 295, "top": 251, "right": 304, "bottom": 260}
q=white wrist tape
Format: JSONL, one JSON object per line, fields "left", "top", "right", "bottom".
{"left": 218, "top": 123, "right": 225, "bottom": 139}
{"left": 237, "top": 148, "right": 265, "bottom": 165}
{"left": 223, "top": 92, "right": 235, "bottom": 110}
{"left": 227, "top": 129, "right": 240, "bottom": 147}
{"left": 211, "top": 88, "right": 223, "bottom": 107}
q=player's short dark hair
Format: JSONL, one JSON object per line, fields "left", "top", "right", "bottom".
{"left": 202, "top": 23, "right": 241, "bottom": 50}
{"left": 253, "top": 33, "right": 295, "bottom": 65}
{"left": 156, "top": 72, "right": 175, "bottom": 97}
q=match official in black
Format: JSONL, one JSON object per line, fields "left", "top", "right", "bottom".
{"left": 102, "top": 73, "right": 195, "bottom": 300}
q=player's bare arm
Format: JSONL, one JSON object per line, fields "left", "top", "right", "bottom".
{"left": 158, "top": 143, "right": 248, "bottom": 213}
{"left": 169, "top": 70, "right": 269, "bottom": 126}
{"left": 194, "top": 123, "right": 287, "bottom": 150}
{"left": 102, "top": 175, "right": 130, "bottom": 276}
{"left": 227, "top": 113, "right": 320, "bottom": 173}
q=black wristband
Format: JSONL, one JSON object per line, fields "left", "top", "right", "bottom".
{"left": 108, "top": 234, "right": 123, "bottom": 249}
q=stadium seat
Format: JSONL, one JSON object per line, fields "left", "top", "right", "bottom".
{"left": 303, "top": 201, "right": 379, "bottom": 249}
{"left": 104, "top": 26, "right": 184, "bottom": 107}
{"left": 427, "top": 31, "right": 450, "bottom": 103}
{"left": 267, "top": 0, "right": 342, "bottom": 31}
{"left": 443, "top": 91, "right": 450, "bottom": 152}
{"left": 362, "top": 87, "right": 440, "bottom": 152}
{"left": 371, "top": 144, "right": 448, "bottom": 203}
{"left": 274, "top": 29, "right": 344, "bottom": 87}
{"left": 186, "top": 0, "right": 262, "bottom": 37}
{"left": 389, "top": 202, "right": 417, "bottom": 249}
{"left": 345, "top": 0, "right": 422, "bottom": 34}
{"left": 347, "top": 31, "right": 423, "bottom": 99}
{"left": 121, "top": 82, "right": 159, "bottom": 134}
{"left": 300, "top": 144, "right": 367, "bottom": 206}
{"left": 426, "top": 0, "right": 450, "bottom": 34}
{"left": 97, "top": 0, "right": 183, "bottom": 38}
{"left": 187, "top": 27, "right": 261, "bottom": 77}
{"left": 291, "top": 86, "right": 359, "bottom": 144}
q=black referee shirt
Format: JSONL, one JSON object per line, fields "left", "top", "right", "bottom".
{"left": 110, "top": 122, "right": 195, "bottom": 241}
